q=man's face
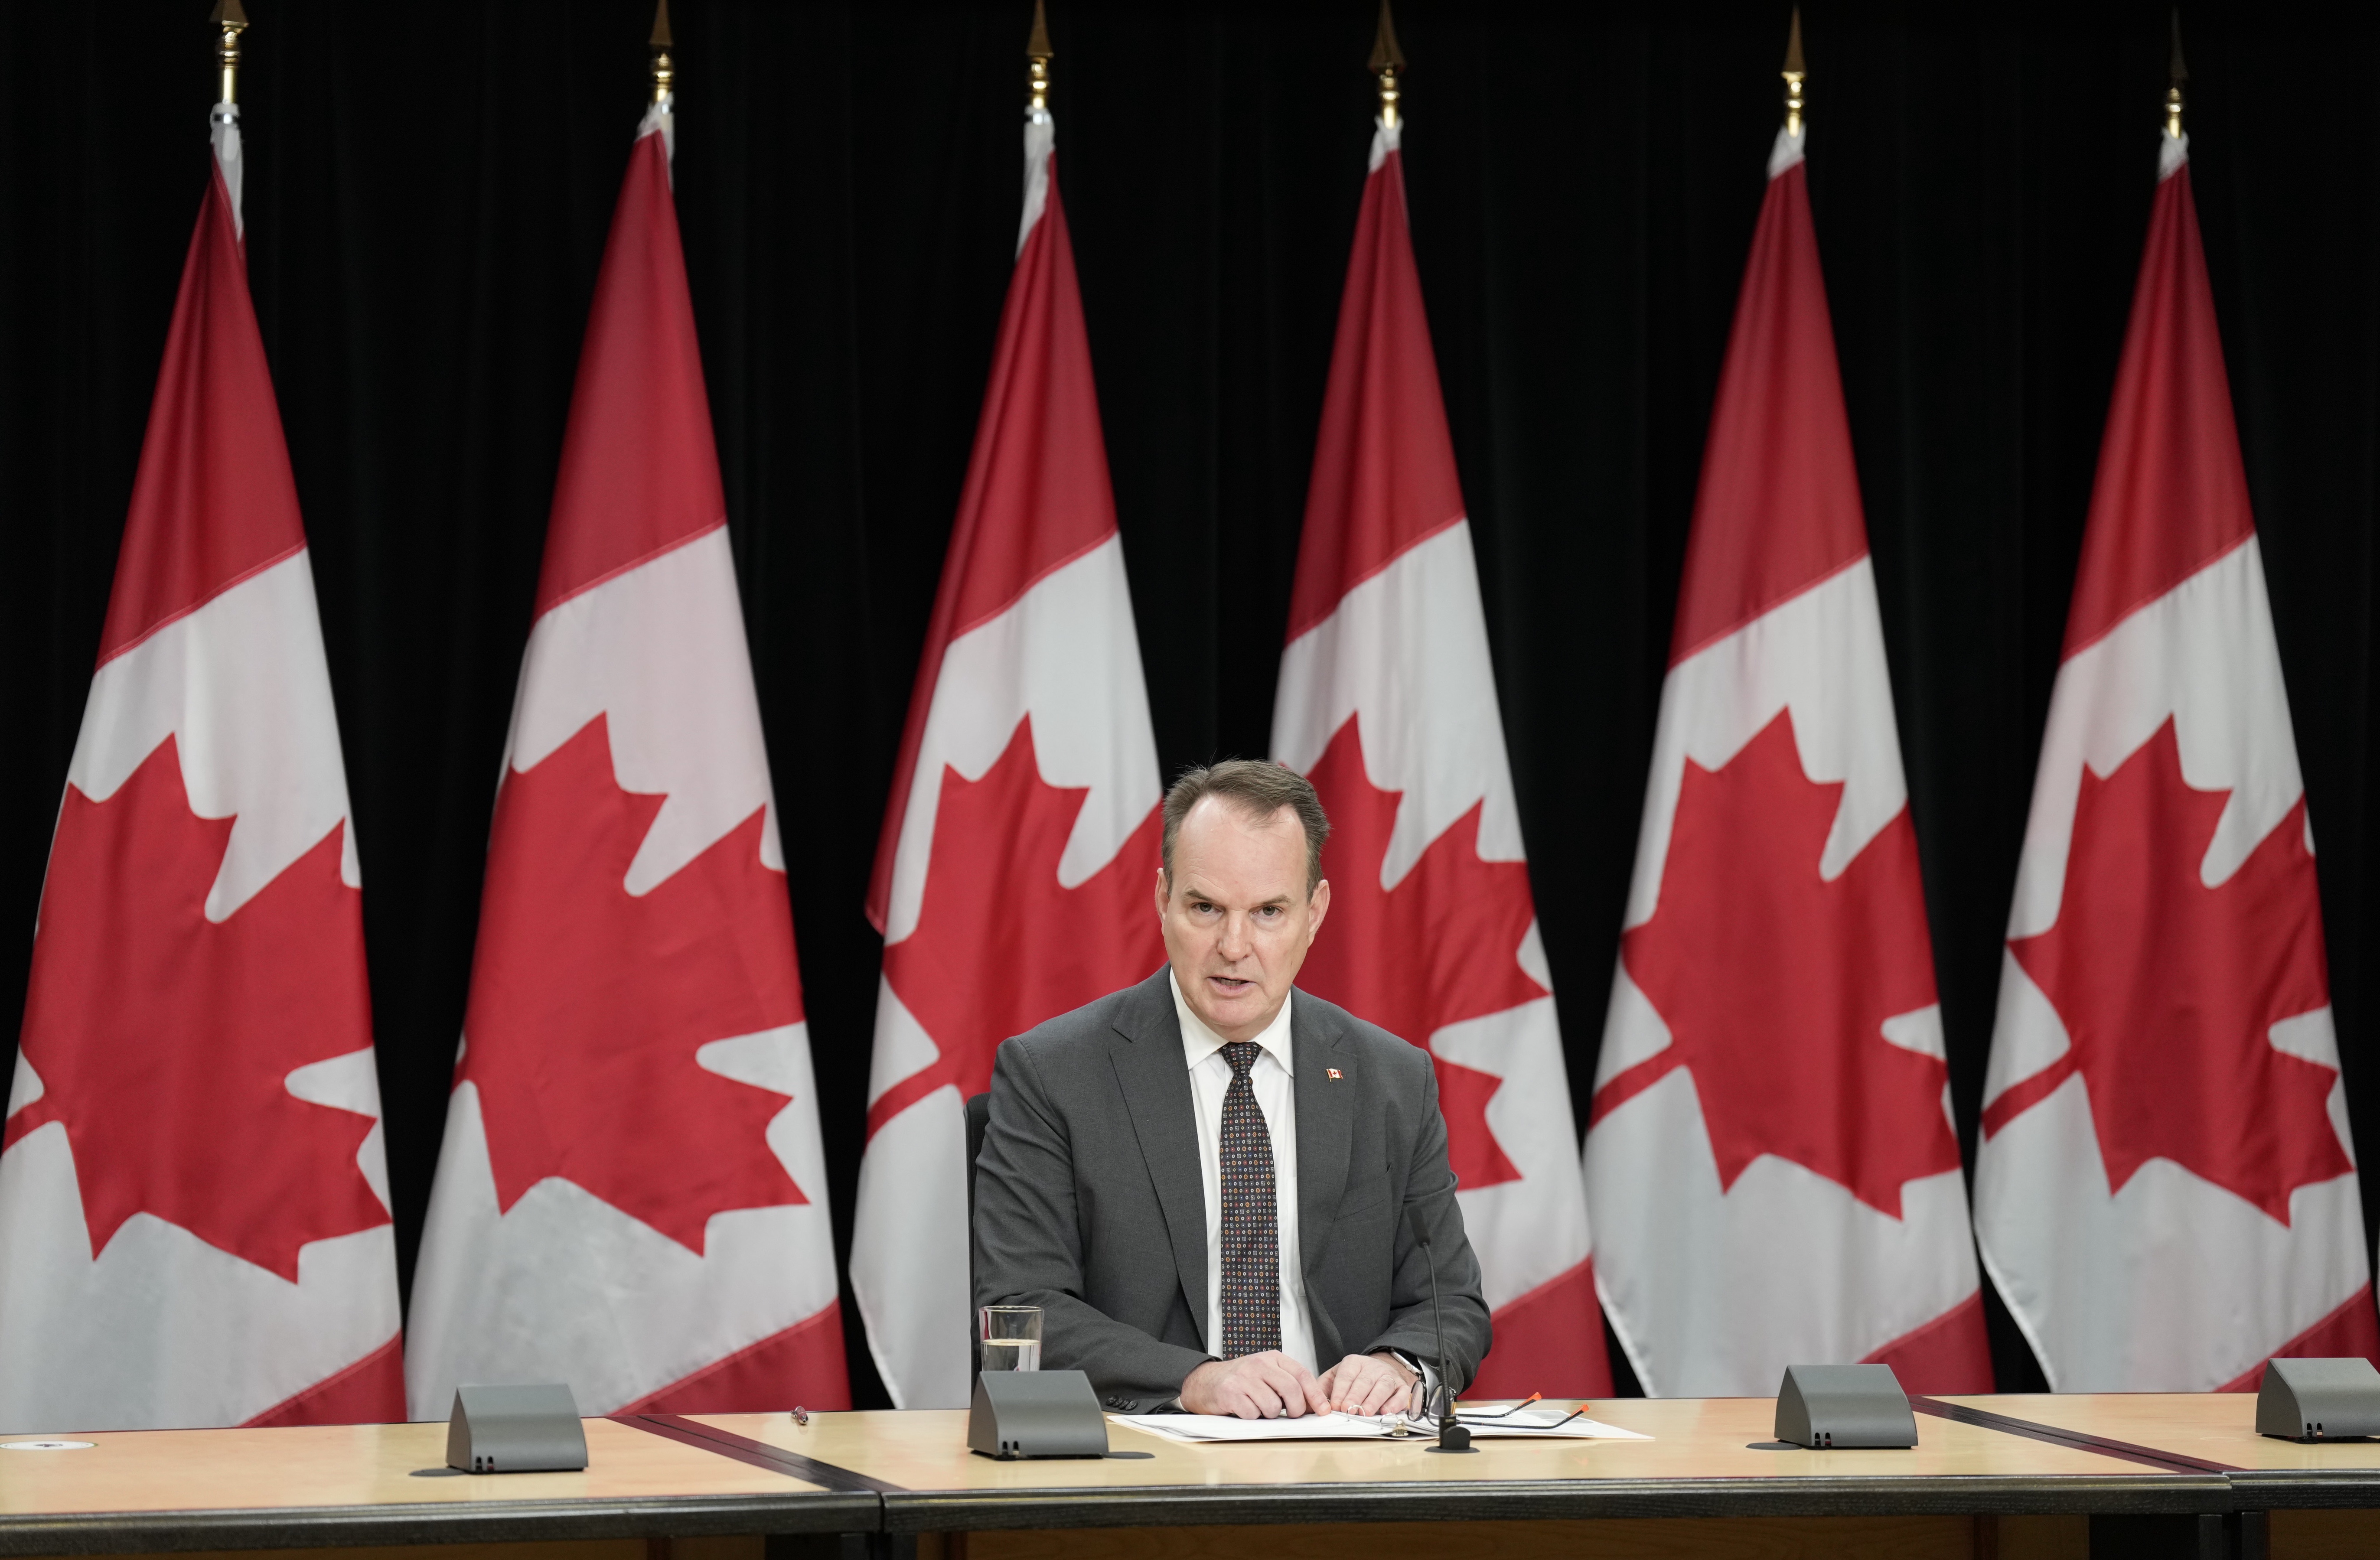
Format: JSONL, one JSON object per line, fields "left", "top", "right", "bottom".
{"left": 1156, "top": 796, "right": 1331, "bottom": 1044}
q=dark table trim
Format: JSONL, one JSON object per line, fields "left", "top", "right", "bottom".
{"left": 878, "top": 1472, "right": 2233, "bottom": 1531}
{"left": 2217, "top": 1468, "right": 2380, "bottom": 1509}
{"left": 0, "top": 1492, "right": 882, "bottom": 1555}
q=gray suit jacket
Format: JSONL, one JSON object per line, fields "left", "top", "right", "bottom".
{"left": 973, "top": 969, "right": 1492, "bottom": 1411}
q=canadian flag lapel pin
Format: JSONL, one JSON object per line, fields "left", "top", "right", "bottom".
{"left": 1327, "top": 1068, "right": 1343, "bottom": 1080}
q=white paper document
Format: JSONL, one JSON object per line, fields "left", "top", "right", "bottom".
{"left": 1111, "top": 1406, "right": 1649, "bottom": 1443}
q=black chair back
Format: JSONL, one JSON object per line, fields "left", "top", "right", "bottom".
{"left": 965, "top": 1091, "right": 991, "bottom": 1378}
{"left": 965, "top": 1090, "right": 991, "bottom": 1231}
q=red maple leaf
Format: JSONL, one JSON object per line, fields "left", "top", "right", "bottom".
{"left": 459, "top": 713, "right": 808, "bottom": 1252}
{"left": 880, "top": 718, "right": 1166, "bottom": 1132}
{"left": 1594, "top": 709, "right": 1957, "bottom": 1218}
{"left": 873, "top": 717, "right": 1164, "bottom": 1136}
{"left": 1295, "top": 717, "right": 1541, "bottom": 1192}
{"left": 3, "top": 736, "right": 386, "bottom": 1281}
{"left": 1991, "top": 718, "right": 2346, "bottom": 1222}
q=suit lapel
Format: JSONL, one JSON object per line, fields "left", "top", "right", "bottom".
{"left": 1108, "top": 972, "right": 1211, "bottom": 1348}
{"left": 1293, "top": 990, "right": 1356, "bottom": 1277}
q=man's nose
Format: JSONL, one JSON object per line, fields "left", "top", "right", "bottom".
{"left": 1217, "top": 912, "right": 1253, "bottom": 960}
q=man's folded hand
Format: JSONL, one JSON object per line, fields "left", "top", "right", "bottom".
{"left": 1180, "top": 1351, "right": 1333, "bottom": 1419}
{"left": 1317, "top": 1351, "right": 1417, "bottom": 1416}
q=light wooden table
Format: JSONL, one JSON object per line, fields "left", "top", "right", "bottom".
{"left": 0, "top": 1417, "right": 866, "bottom": 1554}
{"left": 2, "top": 1398, "right": 2375, "bottom": 1560}
{"left": 689, "top": 1400, "right": 2214, "bottom": 1526}
{"left": 1940, "top": 1392, "right": 2380, "bottom": 1483}
{"left": 686, "top": 1400, "right": 2230, "bottom": 1560}
{"left": 1937, "top": 1393, "right": 2380, "bottom": 1560}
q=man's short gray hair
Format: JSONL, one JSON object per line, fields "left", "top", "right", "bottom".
{"left": 1161, "top": 760, "right": 1330, "bottom": 896}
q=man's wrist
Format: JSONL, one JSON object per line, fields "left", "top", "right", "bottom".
{"left": 1176, "top": 1357, "right": 1223, "bottom": 1413}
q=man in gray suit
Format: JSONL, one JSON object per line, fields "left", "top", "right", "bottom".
{"left": 973, "top": 760, "right": 1490, "bottom": 1418}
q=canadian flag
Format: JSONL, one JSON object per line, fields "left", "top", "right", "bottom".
{"left": 0, "top": 100, "right": 404, "bottom": 1429}
{"left": 848, "top": 100, "right": 1162, "bottom": 1409}
{"left": 404, "top": 96, "right": 848, "bottom": 1416}
{"left": 1581, "top": 121, "right": 1992, "bottom": 1396}
{"left": 1272, "top": 113, "right": 1610, "bottom": 1399}
{"left": 1972, "top": 129, "right": 2379, "bottom": 1391}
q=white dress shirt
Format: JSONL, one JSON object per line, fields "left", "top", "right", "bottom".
{"left": 1171, "top": 970, "right": 1318, "bottom": 1374}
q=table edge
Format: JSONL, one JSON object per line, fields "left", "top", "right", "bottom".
{"left": 878, "top": 1473, "right": 2234, "bottom": 1530}
{"left": 0, "top": 1492, "right": 882, "bottom": 1554}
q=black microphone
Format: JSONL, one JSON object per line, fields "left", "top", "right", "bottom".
{"left": 1405, "top": 1202, "right": 1473, "bottom": 1453}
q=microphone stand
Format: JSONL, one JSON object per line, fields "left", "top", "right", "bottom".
{"left": 1407, "top": 1204, "right": 1473, "bottom": 1453}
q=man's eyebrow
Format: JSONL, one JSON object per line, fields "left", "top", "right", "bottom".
{"left": 1179, "top": 887, "right": 1295, "bottom": 909}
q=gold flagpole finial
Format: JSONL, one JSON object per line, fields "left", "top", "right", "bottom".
{"left": 1026, "top": 0, "right": 1053, "bottom": 116}
{"left": 210, "top": 0, "right": 249, "bottom": 105}
{"left": 1782, "top": 7, "right": 1806, "bottom": 135}
{"left": 1369, "top": 0, "right": 1405, "bottom": 127}
{"left": 2165, "top": 10, "right": 2188, "bottom": 138}
{"left": 650, "top": 0, "right": 675, "bottom": 105}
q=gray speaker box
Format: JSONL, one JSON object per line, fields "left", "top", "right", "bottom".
{"left": 2256, "top": 1357, "right": 2380, "bottom": 1440}
{"left": 1773, "top": 1363, "right": 1917, "bottom": 1449}
{"left": 968, "top": 1370, "right": 1110, "bottom": 1459}
{"left": 446, "top": 1383, "right": 590, "bottom": 1473}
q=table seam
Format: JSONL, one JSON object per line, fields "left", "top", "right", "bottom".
{"left": 613, "top": 1412, "right": 909, "bottom": 1498}
{"left": 1908, "top": 1395, "right": 2243, "bottom": 1474}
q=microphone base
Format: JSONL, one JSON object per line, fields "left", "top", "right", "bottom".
{"left": 1426, "top": 1423, "right": 1476, "bottom": 1453}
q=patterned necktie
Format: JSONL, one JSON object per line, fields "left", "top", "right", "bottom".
{"left": 1217, "top": 1040, "right": 1282, "bottom": 1358}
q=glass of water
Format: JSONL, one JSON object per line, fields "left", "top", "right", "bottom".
{"left": 979, "top": 1305, "right": 1043, "bottom": 1372}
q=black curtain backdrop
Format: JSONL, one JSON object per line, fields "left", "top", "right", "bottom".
{"left": 3, "top": 0, "right": 2375, "bottom": 1407}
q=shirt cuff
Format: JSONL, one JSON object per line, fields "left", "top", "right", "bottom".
{"left": 1386, "top": 1349, "right": 1438, "bottom": 1416}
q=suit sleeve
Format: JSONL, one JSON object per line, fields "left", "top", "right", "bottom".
{"left": 1357, "top": 1056, "right": 1493, "bottom": 1391}
{"left": 973, "top": 1037, "right": 1214, "bottom": 1409}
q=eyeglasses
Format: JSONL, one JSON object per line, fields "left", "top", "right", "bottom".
{"left": 1454, "top": 1394, "right": 1588, "bottom": 1431}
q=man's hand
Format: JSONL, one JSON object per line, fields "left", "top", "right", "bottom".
{"left": 1180, "top": 1352, "right": 1332, "bottom": 1419}
{"left": 1317, "top": 1351, "right": 1418, "bottom": 1416}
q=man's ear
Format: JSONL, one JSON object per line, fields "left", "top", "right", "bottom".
{"left": 1305, "top": 878, "right": 1331, "bottom": 939}
{"left": 1154, "top": 865, "right": 1170, "bottom": 922}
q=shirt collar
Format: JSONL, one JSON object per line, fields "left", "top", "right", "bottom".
{"left": 1170, "top": 968, "right": 1294, "bottom": 1075}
